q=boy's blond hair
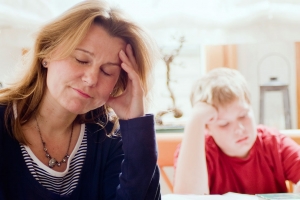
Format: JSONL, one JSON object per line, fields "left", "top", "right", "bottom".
{"left": 190, "top": 67, "right": 251, "bottom": 108}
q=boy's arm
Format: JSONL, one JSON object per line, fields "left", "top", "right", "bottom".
{"left": 173, "top": 102, "right": 217, "bottom": 195}
{"left": 280, "top": 133, "right": 300, "bottom": 187}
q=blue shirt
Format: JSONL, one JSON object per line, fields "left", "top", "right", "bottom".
{"left": 0, "top": 106, "right": 161, "bottom": 200}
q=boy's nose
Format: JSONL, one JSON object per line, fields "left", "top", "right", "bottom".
{"left": 235, "top": 122, "right": 245, "bottom": 135}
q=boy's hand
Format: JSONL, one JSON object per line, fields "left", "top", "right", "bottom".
{"left": 193, "top": 101, "right": 218, "bottom": 125}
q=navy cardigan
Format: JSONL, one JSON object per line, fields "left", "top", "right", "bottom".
{"left": 0, "top": 106, "right": 161, "bottom": 200}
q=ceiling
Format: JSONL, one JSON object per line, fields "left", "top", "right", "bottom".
{"left": 1, "top": 0, "right": 300, "bottom": 44}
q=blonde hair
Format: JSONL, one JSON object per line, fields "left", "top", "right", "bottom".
{"left": 190, "top": 67, "right": 251, "bottom": 108}
{"left": 0, "top": 0, "right": 157, "bottom": 144}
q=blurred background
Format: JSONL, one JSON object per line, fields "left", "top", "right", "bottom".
{"left": 1, "top": 0, "right": 300, "bottom": 194}
{"left": 1, "top": 0, "right": 300, "bottom": 130}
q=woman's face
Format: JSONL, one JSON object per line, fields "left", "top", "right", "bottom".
{"left": 44, "top": 24, "right": 126, "bottom": 114}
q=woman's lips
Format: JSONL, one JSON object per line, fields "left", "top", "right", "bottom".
{"left": 73, "top": 88, "right": 91, "bottom": 98}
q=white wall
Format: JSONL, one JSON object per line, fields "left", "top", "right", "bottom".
{"left": 237, "top": 42, "right": 297, "bottom": 130}
{"left": 149, "top": 44, "right": 203, "bottom": 126}
{"left": 0, "top": 27, "right": 34, "bottom": 85}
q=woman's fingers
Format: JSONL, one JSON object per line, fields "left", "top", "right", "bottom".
{"left": 119, "top": 51, "right": 133, "bottom": 75}
{"left": 119, "top": 44, "right": 138, "bottom": 72}
{"left": 107, "top": 44, "right": 145, "bottom": 119}
{"left": 125, "top": 44, "right": 139, "bottom": 72}
{"left": 119, "top": 47, "right": 141, "bottom": 91}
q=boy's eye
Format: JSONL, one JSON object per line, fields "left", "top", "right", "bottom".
{"left": 239, "top": 113, "right": 248, "bottom": 119}
{"left": 219, "top": 123, "right": 229, "bottom": 127}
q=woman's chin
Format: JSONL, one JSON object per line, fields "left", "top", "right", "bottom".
{"left": 64, "top": 104, "right": 90, "bottom": 115}
{"left": 62, "top": 100, "right": 105, "bottom": 115}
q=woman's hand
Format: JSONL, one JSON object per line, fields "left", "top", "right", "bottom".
{"left": 106, "top": 44, "right": 144, "bottom": 120}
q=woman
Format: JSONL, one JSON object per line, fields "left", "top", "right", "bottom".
{"left": 0, "top": 1, "right": 160, "bottom": 199}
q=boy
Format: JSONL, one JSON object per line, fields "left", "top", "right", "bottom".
{"left": 174, "top": 67, "right": 300, "bottom": 195}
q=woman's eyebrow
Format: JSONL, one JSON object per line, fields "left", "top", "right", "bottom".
{"left": 103, "top": 62, "right": 122, "bottom": 67}
{"left": 74, "top": 49, "right": 121, "bottom": 66}
{"left": 75, "top": 48, "right": 94, "bottom": 57}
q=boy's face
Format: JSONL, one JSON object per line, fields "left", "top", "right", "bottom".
{"left": 206, "top": 99, "right": 257, "bottom": 158}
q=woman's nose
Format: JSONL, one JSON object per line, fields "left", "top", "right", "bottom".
{"left": 82, "top": 67, "right": 98, "bottom": 87}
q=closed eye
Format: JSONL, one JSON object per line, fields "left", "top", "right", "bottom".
{"left": 101, "top": 69, "right": 111, "bottom": 76}
{"left": 239, "top": 113, "right": 248, "bottom": 119}
{"left": 76, "top": 59, "right": 89, "bottom": 65}
{"left": 219, "top": 123, "right": 229, "bottom": 127}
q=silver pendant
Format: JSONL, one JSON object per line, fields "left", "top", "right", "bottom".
{"left": 49, "top": 158, "right": 57, "bottom": 168}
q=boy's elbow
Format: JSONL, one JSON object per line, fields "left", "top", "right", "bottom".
{"left": 173, "top": 184, "right": 190, "bottom": 194}
{"left": 173, "top": 183, "right": 209, "bottom": 195}
{"left": 294, "top": 181, "right": 300, "bottom": 193}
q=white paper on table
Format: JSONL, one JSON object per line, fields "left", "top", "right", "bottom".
{"left": 223, "top": 192, "right": 259, "bottom": 200}
{"left": 162, "top": 193, "right": 260, "bottom": 200}
{"left": 162, "top": 194, "right": 232, "bottom": 200}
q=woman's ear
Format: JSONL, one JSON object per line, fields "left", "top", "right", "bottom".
{"left": 42, "top": 60, "right": 48, "bottom": 68}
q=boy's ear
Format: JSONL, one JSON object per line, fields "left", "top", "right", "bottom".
{"left": 205, "top": 124, "right": 210, "bottom": 134}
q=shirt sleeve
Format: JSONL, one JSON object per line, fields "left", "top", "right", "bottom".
{"left": 114, "top": 114, "right": 161, "bottom": 200}
{"left": 280, "top": 133, "right": 300, "bottom": 184}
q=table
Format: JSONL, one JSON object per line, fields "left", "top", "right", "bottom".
{"left": 162, "top": 193, "right": 259, "bottom": 200}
